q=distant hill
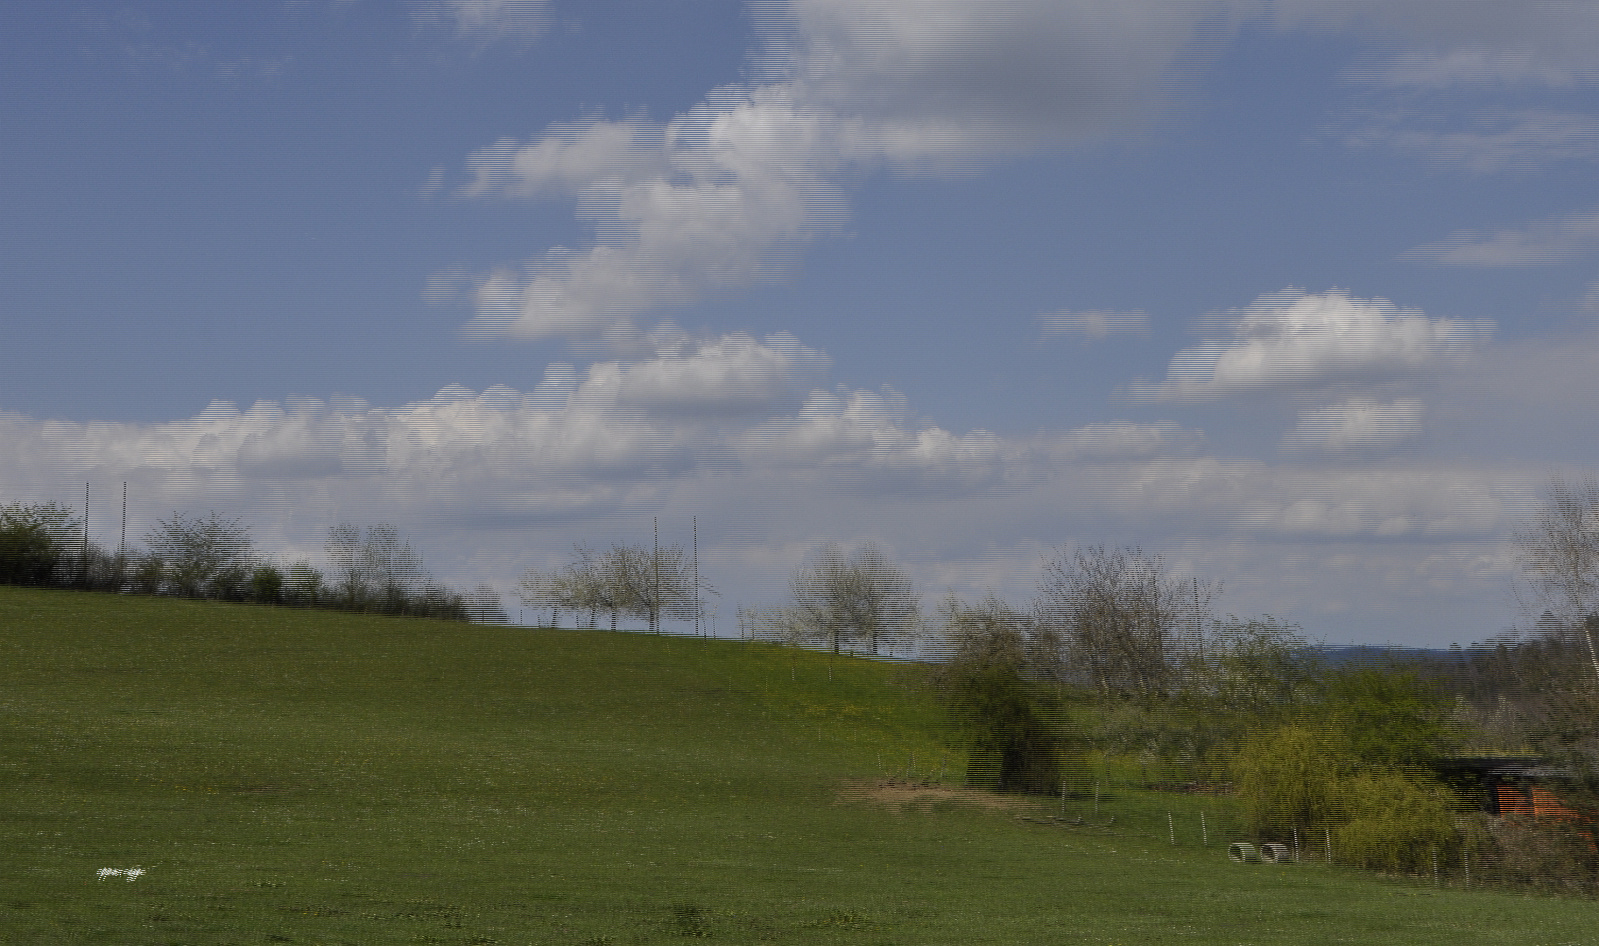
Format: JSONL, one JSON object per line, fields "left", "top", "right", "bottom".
{"left": 1307, "top": 644, "right": 1472, "bottom": 667}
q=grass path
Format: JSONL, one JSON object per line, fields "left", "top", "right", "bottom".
{"left": 2, "top": 586, "right": 1595, "bottom": 945}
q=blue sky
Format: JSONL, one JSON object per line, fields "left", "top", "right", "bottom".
{"left": 4, "top": 0, "right": 1599, "bottom": 646}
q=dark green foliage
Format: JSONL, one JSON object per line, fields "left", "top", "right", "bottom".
{"left": 250, "top": 564, "right": 285, "bottom": 604}
{"left": 0, "top": 502, "right": 80, "bottom": 586}
{"left": 1320, "top": 667, "right": 1455, "bottom": 766}
{"left": 933, "top": 596, "right": 1070, "bottom": 795}
{"left": 282, "top": 562, "right": 324, "bottom": 606}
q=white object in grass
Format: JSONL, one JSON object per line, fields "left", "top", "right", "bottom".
{"left": 96, "top": 868, "right": 144, "bottom": 881}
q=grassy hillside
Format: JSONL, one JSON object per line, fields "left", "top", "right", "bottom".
{"left": 2, "top": 586, "right": 1595, "bottom": 945}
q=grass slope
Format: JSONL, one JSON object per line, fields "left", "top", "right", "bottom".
{"left": 1, "top": 586, "right": 1595, "bottom": 945}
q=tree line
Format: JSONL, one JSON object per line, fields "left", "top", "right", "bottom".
{"left": 686, "top": 481, "right": 1599, "bottom": 893}
{"left": 0, "top": 501, "right": 504, "bottom": 623}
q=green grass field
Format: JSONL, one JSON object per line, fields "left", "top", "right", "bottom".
{"left": 3, "top": 585, "right": 1596, "bottom": 945}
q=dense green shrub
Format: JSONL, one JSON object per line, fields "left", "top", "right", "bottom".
{"left": 933, "top": 596, "right": 1072, "bottom": 795}
{"left": 1233, "top": 722, "right": 1468, "bottom": 874}
{"left": 1232, "top": 726, "right": 1356, "bottom": 832}
{"left": 0, "top": 502, "right": 79, "bottom": 586}
{"left": 1333, "top": 769, "right": 1458, "bottom": 872}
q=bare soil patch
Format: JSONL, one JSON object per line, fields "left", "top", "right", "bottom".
{"left": 837, "top": 778, "right": 1042, "bottom": 813}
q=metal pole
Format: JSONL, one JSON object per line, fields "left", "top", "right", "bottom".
{"left": 83, "top": 482, "right": 90, "bottom": 587}
{"left": 119, "top": 481, "right": 127, "bottom": 580}
{"left": 692, "top": 516, "right": 700, "bottom": 637}
{"left": 653, "top": 516, "right": 659, "bottom": 634}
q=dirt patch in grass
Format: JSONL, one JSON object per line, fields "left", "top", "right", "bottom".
{"left": 837, "top": 778, "right": 1041, "bottom": 813}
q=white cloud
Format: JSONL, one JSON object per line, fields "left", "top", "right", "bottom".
{"left": 429, "top": 0, "right": 551, "bottom": 42}
{"left": 447, "top": 1, "right": 1599, "bottom": 341}
{"left": 1, "top": 353, "right": 1564, "bottom": 647}
{"left": 1035, "top": 422, "right": 1205, "bottom": 461}
{"left": 1343, "top": 110, "right": 1599, "bottom": 175}
{"left": 1268, "top": 2, "right": 1599, "bottom": 89}
{"left": 454, "top": 1, "right": 1235, "bottom": 341}
{"left": 1281, "top": 397, "right": 1426, "bottom": 455}
{"left": 1039, "top": 308, "right": 1150, "bottom": 339}
{"left": 1366, "top": 48, "right": 1595, "bottom": 90}
{"left": 1131, "top": 290, "right": 1491, "bottom": 401}
{"left": 1405, "top": 207, "right": 1599, "bottom": 267}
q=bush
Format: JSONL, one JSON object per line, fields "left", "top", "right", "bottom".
{"left": 0, "top": 502, "right": 80, "bottom": 586}
{"left": 933, "top": 596, "right": 1071, "bottom": 795}
{"left": 1232, "top": 726, "right": 1356, "bottom": 833}
{"left": 1333, "top": 769, "right": 1458, "bottom": 872}
{"left": 127, "top": 554, "right": 165, "bottom": 595}
{"left": 1486, "top": 816, "right": 1599, "bottom": 896}
{"left": 1233, "top": 724, "right": 1468, "bottom": 873}
{"left": 282, "top": 563, "right": 323, "bottom": 607}
{"left": 249, "top": 564, "right": 284, "bottom": 604}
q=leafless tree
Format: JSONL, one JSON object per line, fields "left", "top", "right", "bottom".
{"left": 464, "top": 584, "right": 507, "bottom": 624}
{"left": 325, "top": 522, "right": 427, "bottom": 613}
{"left": 1033, "top": 546, "right": 1212, "bottom": 699}
{"left": 788, "top": 543, "right": 920, "bottom": 655}
{"left": 144, "top": 510, "right": 254, "bottom": 598}
{"left": 523, "top": 542, "right": 702, "bottom": 632}
{"left": 1516, "top": 477, "right": 1599, "bottom": 683}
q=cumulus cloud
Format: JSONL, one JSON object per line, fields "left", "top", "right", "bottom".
{"left": 1130, "top": 290, "right": 1491, "bottom": 401}
{"left": 444, "top": 1, "right": 1599, "bottom": 341}
{"left": 1039, "top": 308, "right": 1150, "bottom": 340}
{"left": 1404, "top": 207, "right": 1599, "bottom": 267}
{"left": 1281, "top": 397, "right": 1427, "bottom": 455}
{"left": 455, "top": 0, "right": 1233, "bottom": 341}
{"left": 0, "top": 361, "right": 1558, "bottom": 646}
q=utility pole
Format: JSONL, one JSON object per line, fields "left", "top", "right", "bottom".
{"left": 82, "top": 482, "right": 90, "bottom": 587}
{"left": 693, "top": 516, "right": 700, "bottom": 638}
{"left": 118, "top": 481, "right": 127, "bottom": 589}
{"left": 653, "top": 516, "right": 660, "bottom": 634}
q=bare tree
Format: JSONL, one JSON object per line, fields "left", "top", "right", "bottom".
{"left": 464, "top": 584, "right": 507, "bottom": 624}
{"left": 1034, "top": 546, "right": 1212, "bottom": 699}
{"left": 325, "top": 522, "right": 426, "bottom": 613}
{"left": 1516, "top": 477, "right": 1599, "bottom": 683}
{"left": 144, "top": 510, "right": 254, "bottom": 598}
{"left": 788, "top": 543, "right": 920, "bottom": 655}
{"left": 522, "top": 542, "right": 702, "bottom": 633}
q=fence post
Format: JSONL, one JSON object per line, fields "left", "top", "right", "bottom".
{"left": 1201, "top": 812, "right": 1208, "bottom": 846}
{"left": 1168, "top": 812, "right": 1175, "bottom": 846}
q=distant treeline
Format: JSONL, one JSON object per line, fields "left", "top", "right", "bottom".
{"left": 0, "top": 501, "right": 504, "bottom": 623}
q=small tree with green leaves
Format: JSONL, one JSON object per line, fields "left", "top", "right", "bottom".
{"left": 0, "top": 502, "right": 80, "bottom": 586}
{"left": 932, "top": 596, "right": 1071, "bottom": 795}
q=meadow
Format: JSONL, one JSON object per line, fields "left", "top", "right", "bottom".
{"left": 2, "top": 585, "right": 1595, "bottom": 945}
